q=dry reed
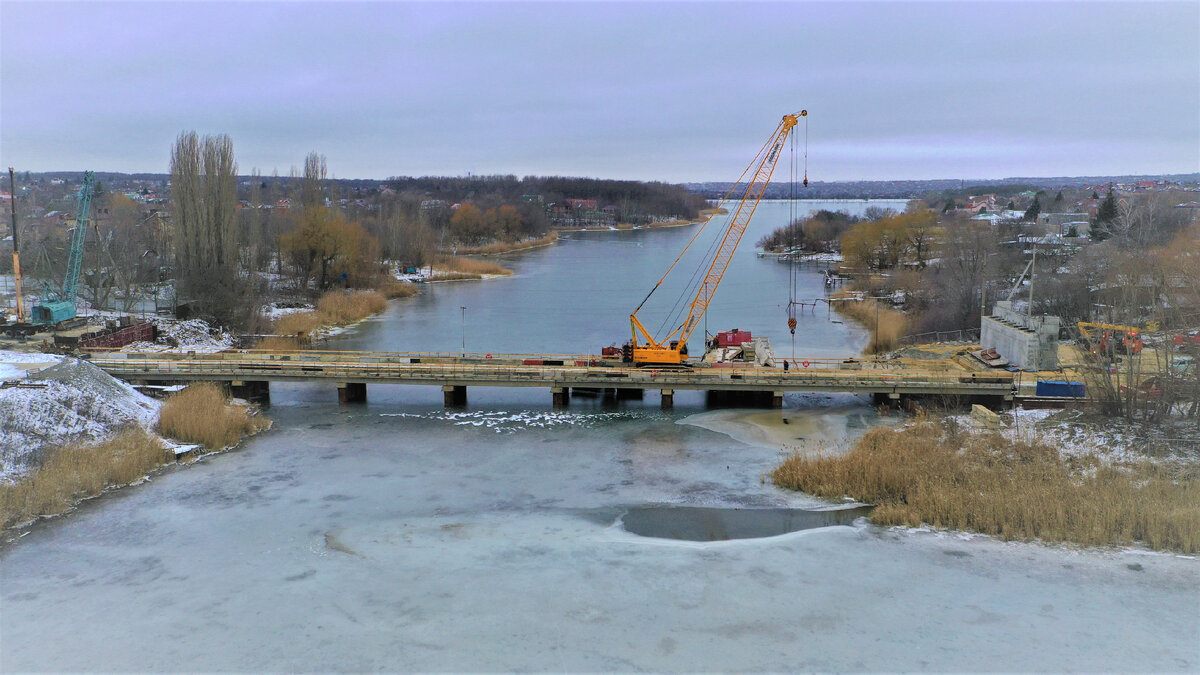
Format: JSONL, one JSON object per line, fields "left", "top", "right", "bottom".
{"left": 269, "top": 289, "right": 391, "bottom": 344}
{"left": 315, "top": 290, "right": 387, "bottom": 325}
{"left": 156, "top": 382, "right": 270, "bottom": 450}
{"left": 452, "top": 232, "right": 558, "bottom": 255}
{"left": 831, "top": 290, "right": 907, "bottom": 353}
{"left": 0, "top": 428, "right": 169, "bottom": 529}
{"left": 376, "top": 278, "right": 419, "bottom": 299}
{"left": 772, "top": 418, "right": 1200, "bottom": 553}
{"left": 437, "top": 256, "right": 513, "bottom": 276}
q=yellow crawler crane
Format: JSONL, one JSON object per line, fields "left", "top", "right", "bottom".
{"left": 626, "top": 111, "right": 805, "bottom": 365}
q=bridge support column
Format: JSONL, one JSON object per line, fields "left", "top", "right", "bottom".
{"left": 230, "top": 380, "right": 270, "bottom": 403}
{"left": 551, "top": 386, "right": 569, "bottom": 408}
{"left": 660, "top": 388, "right": 674, "bottom": 410}
{"left": 772, "top": 391, "right": 784, "bottom": 409}
{"left": 442, "top": 385, "right": 467, "bottom": 407}
{"left": 338, "top": 382, "right": 367, "bottom": 404}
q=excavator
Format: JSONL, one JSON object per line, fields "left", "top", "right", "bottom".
{"left": 618, "top": 111, "right": 806, "bottom": 366}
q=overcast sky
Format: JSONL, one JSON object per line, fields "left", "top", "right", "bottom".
{"left": 2, "top": 1, "right": 1197, "bottom": 182}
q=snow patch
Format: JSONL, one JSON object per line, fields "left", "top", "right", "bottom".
{"left": 1, "top": 355, "right": 160, "bottom": 481}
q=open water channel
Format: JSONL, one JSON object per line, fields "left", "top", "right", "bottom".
{"left": 2, "top": 201, "right": 1197, "bottom": 671}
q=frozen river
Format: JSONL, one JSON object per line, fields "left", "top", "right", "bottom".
{"left": 2, "top": 201, "right": 1198, "bottom": 670}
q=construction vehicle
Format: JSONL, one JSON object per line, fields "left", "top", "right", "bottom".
{"left": 31, "top": 171, "right": 94, "bottom": 325}
{"left": 1077, "top": 321, "right": 1143, "bottom": 355}
{"left": 621, "top": 111, "right": 806, "bottom": 365}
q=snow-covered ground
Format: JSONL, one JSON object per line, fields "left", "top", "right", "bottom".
{"left": 123, "top": 318, "right": 235, "bottom": 353}
{"left": 975, "top": 407, "right": 1199, "bottom": 463}
{"left": 260, "top": 302, "right": 314, "bottom": 320}
{"left": 0, "top": 351, "right": 160, "bottom": 481}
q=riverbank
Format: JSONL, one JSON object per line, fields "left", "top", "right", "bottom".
{"left": 261, "top": 286, "right": 425, "bottom": 349}
{"left": 772, "top": 413, "right": 1200, "bottom": 553}
{"left": 0, "top": 360, "right": 269, "bottom": 533}
{"left": 830, "top": 288, "right": 907, "bottom": 354}
{"left": 448, "top": 231, "right": 558, "bottom": 256}
{"left": 557, "top": 207, "right": 729, "bottom": 233}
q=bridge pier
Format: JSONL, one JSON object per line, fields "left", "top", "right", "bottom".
{"left": 552, "top": 386, "right": 570, "bottom": 408}
{"left": 615, "top": 388, "right": 643, "bottom": 401}
{"left": 660, "top": 388, "right": 674, "bottom": 409}
{"left": 230, "top": 380, "right": 270, "bottom": 403}
{"left": 338, "top": 382, "right": 367, "bottom": 404}
{"left": 872, "top": 391, "right": 901, "bottom": 408}
{"left": 442, "top": 385, "right": 467, "bottom": 407}
{"left": 772, "top": 391, "right": 784, "bottom": 409}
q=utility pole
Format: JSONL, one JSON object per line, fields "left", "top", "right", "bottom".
{"left": 460, "top": 306, "right": 466, "bottom": 356}
{"left": 8, "top": 168, "right": 23, "bottom": 323}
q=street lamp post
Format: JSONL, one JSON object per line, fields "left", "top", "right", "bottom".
{"left": 460, "top": 306, "right": 466, "bottom": 356}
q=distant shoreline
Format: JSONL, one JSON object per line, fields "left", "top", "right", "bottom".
{"left": 556, "top": 207, "right": 728, "bottom": 233}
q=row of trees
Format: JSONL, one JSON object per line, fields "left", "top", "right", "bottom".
{"left": 163, "top": 136, "right": 707, "bottom": 329}
{"left": 840, "top": 210, "right": 939, "bottom": 270}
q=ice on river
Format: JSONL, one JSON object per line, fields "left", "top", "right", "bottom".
{"left": 1, "top": 389, "right": 1196, "bottom": 672}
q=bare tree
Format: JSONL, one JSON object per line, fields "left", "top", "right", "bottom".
{"left": 301, "top": 152, "right": 327, "bottom": 210}
{"left": 170, "top": 131, "right": 254, "bottom": 327}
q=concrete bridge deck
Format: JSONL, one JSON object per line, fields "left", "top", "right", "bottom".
{"left": 85, "top": 349, "right": 1016, "bottom": 408}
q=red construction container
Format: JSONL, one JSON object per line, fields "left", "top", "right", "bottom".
{"left": 715, "top": 329, "right": 752, "bottom": 348}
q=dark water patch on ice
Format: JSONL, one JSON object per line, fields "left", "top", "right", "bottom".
{"left": 621, "top": 505, "right": 873, "bottom": 542}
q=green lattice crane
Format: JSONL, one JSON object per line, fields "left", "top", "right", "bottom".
{"left": 31, "top": 171, "right": 94, "bottom": 324}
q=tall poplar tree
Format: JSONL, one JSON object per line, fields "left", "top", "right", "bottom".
{"left": 170, "top": 131, "right": 252, "bottom": 327}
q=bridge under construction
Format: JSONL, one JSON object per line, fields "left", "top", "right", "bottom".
{"left": 85, "top": 349, "right": 1016, "bottom": 409}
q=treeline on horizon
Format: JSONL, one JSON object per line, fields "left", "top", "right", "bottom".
{"left": 382, "top": 174, "right": 706, "bottom": 221}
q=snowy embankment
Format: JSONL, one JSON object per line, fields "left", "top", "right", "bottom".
{"left": 124, "top": 318, "right": 235, "bottom": 352}
{"left": 0, "top": 351, "right": 160, "bottom": 481}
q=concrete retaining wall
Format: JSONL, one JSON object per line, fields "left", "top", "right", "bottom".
{"left": 981, "top": 301, "right": 1059, "bottom": 371}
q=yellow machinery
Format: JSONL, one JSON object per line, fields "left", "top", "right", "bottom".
{"left": 7, "top": 168, "right": 23, "bottom": 323}
{"left": 1077, "top": 321, "right": 1144, "bottom": 355}
{"left": 626, "top": 112, "right": 805, "bottom": 365}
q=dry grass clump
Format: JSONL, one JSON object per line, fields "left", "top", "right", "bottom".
{"left": 315, "top": 290, "right": 387, "bottom": 324}
{"left": 156, "top": 382, "right": 270, "bottom": 450}
{"left": 831, "top": 290, "right": 907, "bottom": 353}
{"left": 452, "top": 232, "right": 558, "bottom": 255}
{"left": 268, "top": 289, "right": 391, "bottom": 345}
{"left": 0, "top": 428, "right": 169, "bottom": 529}
{"left": 376, "top": 278, "right": 419, "bottom": 299}
{"left": 272, "top": 310, "right": 324, "bottom": 336}
{"left": 438, "top": 256, "right": 513, "bottom": 276}
{"left": 772, "top": 419, "right": 1200, "bottom": 553}
{"left": 434, "top": 271, "right": 482, "bottom": 281}
{"left": 256, "top": 335, "right": 304, "bottom": 350}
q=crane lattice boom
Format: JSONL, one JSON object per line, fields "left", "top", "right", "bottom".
{"left": 628, "top": 113, "right": 803, "bottom": 365}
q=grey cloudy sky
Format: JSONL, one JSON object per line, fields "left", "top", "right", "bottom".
{"left": 2, "top": 1, "right": 1197, "bottom": 182}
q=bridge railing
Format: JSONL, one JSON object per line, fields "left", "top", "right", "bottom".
{"left": 87, "top": 351, "right": 1014, "bottom": 391}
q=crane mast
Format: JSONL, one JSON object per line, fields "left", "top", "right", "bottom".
{"left": 30, "top": 171, "right": 93, "bottom": 324}
{"left": 628, "top": 112, "right": 804, "bottom": 365}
